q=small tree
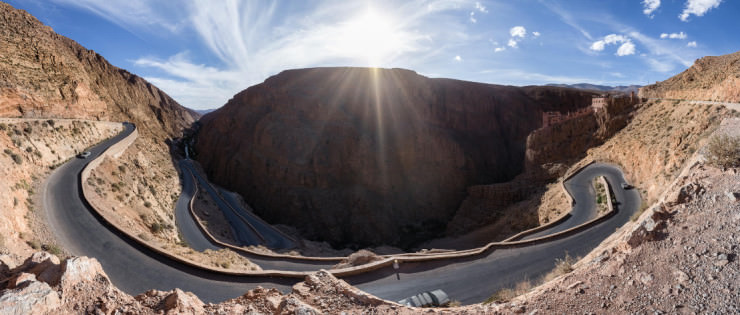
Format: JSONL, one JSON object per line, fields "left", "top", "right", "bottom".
{"left": 706, "top": 134, "right": 740, "bottom": 168}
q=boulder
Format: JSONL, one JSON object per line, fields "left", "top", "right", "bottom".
{"left": 0, "top": 280, "right": 61, "bottom": 315}
{"left": 162, "top": 288, "right": 205, "bottom": 315}
{"left": 58, "top": 257, "right": 109, "bottom": 292}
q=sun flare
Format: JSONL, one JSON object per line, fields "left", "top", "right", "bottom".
{"left": 337, "top": 9, "right": 402, "bottom": 66}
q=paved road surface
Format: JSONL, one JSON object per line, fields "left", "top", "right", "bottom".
{"left": 174, "top": 160, "right": 220, "bottom": 252}
{"left": 349, "top": 164, "right": 640, "bottom": 304}
{"left": 44, "top": 125, "right": 639, "bottom": 304}
{"left": 517, "top": 165, "right": 624, "bottom": 240}
{"left": 217, "top": 188, "right": 296, "bottom": 249}
{"left": 43, "top": 124, "right": 298, "bottom": 302}
{"left": 174, "top": 159, "right": 336, "bottom": 271}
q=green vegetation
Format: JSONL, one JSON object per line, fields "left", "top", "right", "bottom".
{"left": 42, "top": 244, "right": 63, "bottom": 257}
{"left": 11, "top": 153, "right": 22, "bottom": 164}
{"left": 631, "top": 200, "right": 650, "bottom": 222}
{"left": 144, "top": 201, "right": 152, "bottom": 208}
{"left": 27, "top": 240, "right": 41, "bottom": 250}
{"left": 706, "top": 134, "right": 740, "bottom": 168}
{"left": 150, "top": 222, "right": 163, "bottom": 233}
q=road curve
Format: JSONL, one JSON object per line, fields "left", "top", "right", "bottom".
{"left": 348, "top": 163, "right": 640, "bottom": 304}
{"left": 44, "top": 123, "right": 639, "bottom": 304}
{"left": 175, "top": 159, "right": 335, "bottom": 271}
{"left": 43, "top": 123, "right": 298, "bottom": 302}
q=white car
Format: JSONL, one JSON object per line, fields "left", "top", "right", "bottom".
{"left": 398, "top": 289, "right": 450, "bottom": 307}
{"left": 77, "top": 151, "right": 91, "bottom": 159}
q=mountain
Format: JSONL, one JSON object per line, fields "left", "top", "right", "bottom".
{"left": 195, "top": 67, "right": 598, "bottom": 248}
{"left": 639, "top": 50, "right": 740, "bottom": 102}
{"left": 0, "top": 2, "right": 197, "bottom": 138}
{"left": 547, "top": 83, "right": 641, "bottom": 94}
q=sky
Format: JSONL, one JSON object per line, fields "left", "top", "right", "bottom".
{"left": 7, "top": 0, "right": 739, "bottom": 110}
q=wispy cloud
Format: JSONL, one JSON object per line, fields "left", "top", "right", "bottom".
{"left": 679, "top": 0, "right": 722, "bottom": 22}
{"left": 642, "top": 0, "right": 661, "bottom": 18}
{"left": 539, "top": 0, "right": 592, "bottom": 40}
{"left": 56, "top": 0, "right": 472, "bottom": 109}
{"left": 687, "top": 41, "right": 698, "bottom": 47}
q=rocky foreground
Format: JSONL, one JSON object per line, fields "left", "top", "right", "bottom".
{"left": 0, "top": 251, "right": 496, "bottom": 314}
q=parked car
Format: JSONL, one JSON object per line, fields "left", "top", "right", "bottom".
{"left": 398, "top": 289, "right": 450, "bottom": 307}
{"left": 77, "top": 151, "right": 91, "bottom": 159}
{"left": 621, "top": 182, "right": 632, "bottom": 189}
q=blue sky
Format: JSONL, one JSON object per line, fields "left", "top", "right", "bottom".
{"left": 7, "top": 0, "right": 738, "bottom": 110}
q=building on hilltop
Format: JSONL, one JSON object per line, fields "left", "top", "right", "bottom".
{"left": 540, "top": 91, "right": 640, "bottom": 129}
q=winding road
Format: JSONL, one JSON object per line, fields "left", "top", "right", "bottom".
{"left": 43, "top": 123, "right": 640, "bottom": 304}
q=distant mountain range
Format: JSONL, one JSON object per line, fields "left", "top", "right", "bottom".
{"left": 194, "top": 108, "right": 217, "bottom": 115}
{"left": 547, "top": 83, "right": 641, "bottom": 94}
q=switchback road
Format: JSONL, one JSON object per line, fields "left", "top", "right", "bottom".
{"left": 44, "top": 124, "right": 639, "bottom": 304}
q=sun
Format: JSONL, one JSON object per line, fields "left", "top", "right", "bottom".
{"left": 336, "top": 9, "right": 402, "bottom": 66}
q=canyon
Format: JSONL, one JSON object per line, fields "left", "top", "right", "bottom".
{"left": 195, "top": 68, "right": 598, "bottom": 248}
{"left": 1, "top": 1, "right": 740, "bottom": 313}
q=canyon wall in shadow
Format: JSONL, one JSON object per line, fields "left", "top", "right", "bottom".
{"left": 196, "top": 67, "right": 596, "bottom": 248}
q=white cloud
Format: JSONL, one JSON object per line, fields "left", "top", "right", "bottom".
{"left": 507, "top": 38, "right": 518, "bottom": 48}
{"left": 603, "top": 34, "right": 628, "bottom": 45}
{"left": 590, "top": 34, "right": 635, "bottom": 56}
{"left": 532, "top": 31, "right": 541, "bottom": 37}
{"left": 687, "top": 41, "right": 698, "bottom": 47}
{"left": 642, "top": 0, "right": 661, "bottom": 17}
{"left": 454, "top": 55, "right": 462, "bottom": 61}
{"left": 494, "top": 47, "right": 506, "bottom": 53}
{"left": 679, "top": 0, "right": 722, "bottom": 21}
{"left": 469, "top": 12, "right": 477, "bottom": 23}
{"left": 475, "top": 2, "right": 488, "bottom": 13}
{"left": 510, "top": 26, "right": 527, "bottom": 38}
{"left": 616, "top": 42, "right": 636, "bottom": 56}
{"left": 660, "top": 32, "right": 687, "bottom": 39}
{"left": 590, "top": 40, "right": 606, "bottom": 51}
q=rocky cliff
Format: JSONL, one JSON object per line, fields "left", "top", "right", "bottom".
{"left": 0, "top": 2, "right": 200, "bottom": 254}
{"left": 639, "top": 50, "right": 740, "bottom": 102}
{"left": 0, "top": 2, "right": 197, "bottom": 139}
{"left": 196, "top": 67, "right": 596, "bottom": 248}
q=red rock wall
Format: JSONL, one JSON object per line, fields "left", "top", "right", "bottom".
{"left": 195, "top": 68, "right": 596, "bottom": 248}
{"left": 0, "top": 2, "right": 197, "bottom": 139}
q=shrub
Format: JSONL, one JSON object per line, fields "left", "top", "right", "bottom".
{"left": 144, "top": 201, "right": 152, "bottom": 208}
{"left": 25, "top": 146, "right": 33, "bottom": 153}
{"left": 3, "top": 148, "right": 12, "bottom": 155}
{"left": 42, "top": 244, "right": 62, "bottom": 256}
{"left": 0, "top": 123, "right": 6, "bottom": 130}
{"left": 706, "top": 134, "right": 740, "bottom": 168}
{"left": 11, "top": 153, "right": 22, "bottom": 164}
{"left": 27, "top": 240, "right": 40, "bottom": 250}
{"left": 150, "top": 222, "right": 163, "bottom": 233}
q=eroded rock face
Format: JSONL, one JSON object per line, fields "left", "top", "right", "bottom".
{"left": 196, "top": 67, "right": 596, "bottom": 247}
{"left": 639, "top": 50, "right": 740, "bottom": 102}
{"left": 0, "top": 2, "right": 197, "bottom": 139}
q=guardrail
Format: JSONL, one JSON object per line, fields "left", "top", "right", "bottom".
{"left": 78, "top": 124, "right": 624, "bottom": 278}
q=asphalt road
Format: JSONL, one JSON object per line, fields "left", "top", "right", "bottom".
{"left": 174, "top": 159, "right": 220, "bottom": 252}
{"left": 517, "top": 165, "right": 625, "bottom": 240}
{"left": 174, "top": 159, "right": 334, "bottom": 271}
{"left": 217, "top": 187, "right": 296, "bottom": 249}
{"left": 43, "top": 123, "right": 298, "bottom": 302}
{"left": 348, "top": 163, "right": 640, "bottom": 304}
{"left": 44, "top": 124, "right": 639, "bottom": 304}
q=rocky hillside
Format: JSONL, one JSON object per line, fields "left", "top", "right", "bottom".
{"left": 0, "top": 2, "right": 197, "bottom": 138}
{"left": 0, "top": 2, "right": 199, "bottom": 252}
{"left": 639, "top": 50, "right": 740, "bottom": 102}
{"left": 195, "top": 67, "right": 596, "bottom": 248}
